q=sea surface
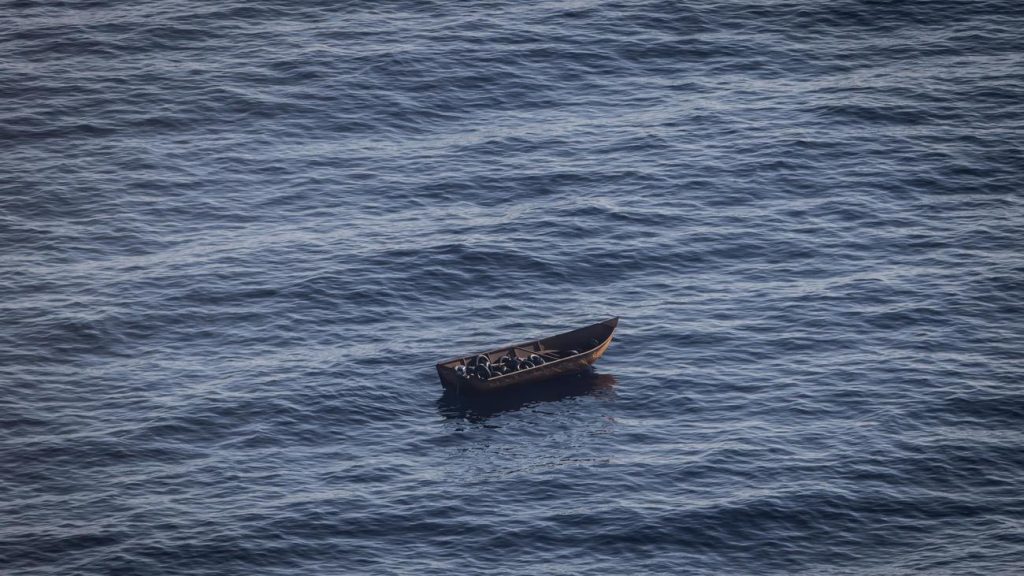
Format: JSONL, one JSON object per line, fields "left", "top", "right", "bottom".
{"left": 2, "top": 1, "right": 1023, "bottom": 574}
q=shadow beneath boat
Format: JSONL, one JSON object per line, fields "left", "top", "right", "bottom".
{"left": 436, "top": 371, "right": 618, "bottom": 423}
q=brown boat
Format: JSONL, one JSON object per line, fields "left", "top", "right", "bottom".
{"left": 436, "top": 317, "right": 618, "bottom": 393}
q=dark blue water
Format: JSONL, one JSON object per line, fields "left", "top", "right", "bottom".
{"left": 3, "top": 1, "right": 1023, "bottom": 574}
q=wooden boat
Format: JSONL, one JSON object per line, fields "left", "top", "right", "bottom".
{"left": 436, "top": 317, "right": 618, "bottom": 393}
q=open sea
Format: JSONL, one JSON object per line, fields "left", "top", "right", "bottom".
{"left": 2, "top": 1, "right": 1023, "bottom": 574}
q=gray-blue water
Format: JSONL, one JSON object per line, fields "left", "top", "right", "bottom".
{"left": 3, "top": 1, "right": 1023, "bottom": 574}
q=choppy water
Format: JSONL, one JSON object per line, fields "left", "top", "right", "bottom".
{"left": 3, "top": 1, "right": 1024, "bottom": 574}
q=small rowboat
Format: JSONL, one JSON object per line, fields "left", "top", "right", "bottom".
{"left": 436, "top": 317, "right": 618, "bottom": 393}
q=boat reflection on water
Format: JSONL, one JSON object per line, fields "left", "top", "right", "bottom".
{"left": 436, "top": 371, "right": 617, "bottom": 422}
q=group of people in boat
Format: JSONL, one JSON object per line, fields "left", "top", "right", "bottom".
{"left": 455, "top": 349, "right": 577, "bottom": 381}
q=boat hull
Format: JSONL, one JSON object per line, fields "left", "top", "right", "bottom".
{"left": 436, "top": 317, "right": 618, "bottom": 394}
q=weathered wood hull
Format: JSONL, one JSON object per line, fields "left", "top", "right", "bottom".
{"left": 437, "top": 373, "right": 618, "bottom": 421}
{"left": 436, "top": 317, "right": 618, "bottom": 394}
